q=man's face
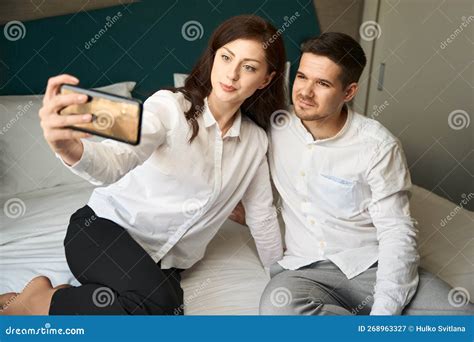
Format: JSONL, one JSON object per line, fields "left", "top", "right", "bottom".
{"left": 292, "top": 53, "right": 348, "bottom": 122}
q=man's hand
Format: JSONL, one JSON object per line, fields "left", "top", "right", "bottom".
{"left": 229, "top": 201, "right": 246, "bottom": 226}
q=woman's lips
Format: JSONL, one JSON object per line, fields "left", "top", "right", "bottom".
{"left": 220, "top": 83, "right": 237, "bottom": 92}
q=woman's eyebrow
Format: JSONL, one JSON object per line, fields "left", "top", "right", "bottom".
{"left": 222, "top": 47, "right": 262, "bottom": 63}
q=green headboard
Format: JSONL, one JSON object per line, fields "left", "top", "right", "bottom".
{"left": 0, "top": 0, "right": 319, "bottom": 100}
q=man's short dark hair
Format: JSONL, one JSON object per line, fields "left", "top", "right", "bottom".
{"left": 301, "top": 32, "right": 367, "bottom": 88}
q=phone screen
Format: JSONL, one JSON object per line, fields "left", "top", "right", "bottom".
{"left": 59, "top": 84, "right": 142, "bottom": 145}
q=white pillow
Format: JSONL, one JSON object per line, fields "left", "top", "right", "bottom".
{"left": 94, "top": 81, "right": 136, "bottom": 97}
{"left": 0, "top": 81, "right": 136, "bottom": 196}
{"left": 173, "top": 73, "right": 188, "bottom": 88}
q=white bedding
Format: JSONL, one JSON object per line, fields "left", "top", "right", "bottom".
{"left": 0, "top": 182, "right": 269, "bottom": 314}
{"left": 1, "top": 183, "right": 473, "bottom": 314}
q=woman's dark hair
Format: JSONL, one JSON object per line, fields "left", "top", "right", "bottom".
{"left": 301, "top": 32, "right": 367, "bottom": 88}
{"left": 171, "top": 15, "right": 287, "bottom": 142}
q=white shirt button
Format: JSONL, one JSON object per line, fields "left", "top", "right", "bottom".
{"left": 301, "top": 202, "right": 311, "bottom": 213}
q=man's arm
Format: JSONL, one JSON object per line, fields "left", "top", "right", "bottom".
{"left": 367, "top": 141, "right": 420, "bottom": 315}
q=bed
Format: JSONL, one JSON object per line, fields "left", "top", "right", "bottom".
{"left": 1, "top": 85, "right": 473, "bottom": 314}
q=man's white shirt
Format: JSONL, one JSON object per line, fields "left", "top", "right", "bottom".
{"left": 268, "top": 106, "right": 419, "bottom": 315}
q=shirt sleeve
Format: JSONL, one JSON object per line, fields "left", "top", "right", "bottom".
{"left": 56, "top": 91, "right": 178, "bottom": 186}
{"left": 367, "top": 141, "right": 420, "bottom": 315}
{"left": 241, "top": 153, "right": 284, "bottom": 267}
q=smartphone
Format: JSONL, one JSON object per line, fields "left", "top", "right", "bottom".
{"left": 59, "top": 84, "right": 143, "bottom": 145}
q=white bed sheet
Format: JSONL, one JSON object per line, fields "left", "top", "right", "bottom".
{"left": 1, "top": 183, "right": 472, "bottom": 315}
{"left": 0, "top": 182, "right": 269, "bottom": 314}
{"left": 1, "top": 182, "right": 94, "bottom": 291}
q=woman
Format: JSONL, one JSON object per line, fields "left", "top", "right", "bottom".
{"left": 0, "top": 15, "right": 286, "bottom": 315}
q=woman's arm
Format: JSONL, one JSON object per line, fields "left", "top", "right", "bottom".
{"left": 241, "top": 155, "right": 284, "bottom": 267}
{"left": 57, "top": 94, "right": 171, "bottom": 185}
{"left": 40, "top": 75, "right": 177, "bottom": 186}
{"left": 39, "top": 74, "right": 96, "bottom": 165}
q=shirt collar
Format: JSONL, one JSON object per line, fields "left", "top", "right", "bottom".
{"left": 328, "top": 104, "right": 353, "bottom": 141}
{"left": 203, "top": 97, "right": 242, "bottom": 139}
{"left": 203, "top": 98, "right": 216, "bottom": 128}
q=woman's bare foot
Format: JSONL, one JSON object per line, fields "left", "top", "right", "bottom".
{"left": 0, "top": 292, "right": 18, "bottom": 310}
{"left": 0, "top": 276, "right": 56, "bottom": 315}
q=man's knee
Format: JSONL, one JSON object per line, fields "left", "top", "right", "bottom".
{"left": 259, "top": 271, "right": 349, "bottom": 315}
{"left": 259, "top": 272, "right": 299, "bottom": 315}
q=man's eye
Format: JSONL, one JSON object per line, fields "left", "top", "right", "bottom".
{"left": 297, "top": 74, "right": 305, "bottom": 79}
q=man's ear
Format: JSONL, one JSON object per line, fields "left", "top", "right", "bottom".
{"left": 258, "top": 71, "right": 276, "bottom": 89}
{"left": 343, "top": 82, "right": 358, "bottom": 102}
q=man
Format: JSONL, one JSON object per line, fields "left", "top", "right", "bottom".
{"left": 231, "top": 32, "right": 473, "bottom": 315}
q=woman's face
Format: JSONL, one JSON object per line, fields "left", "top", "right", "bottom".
{"left": 210, "top": 39, "right": 274, "bottom": 105}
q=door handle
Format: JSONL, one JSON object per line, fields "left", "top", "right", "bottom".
{"left": 377, "top": 63, "right": 385, "bottom": 91}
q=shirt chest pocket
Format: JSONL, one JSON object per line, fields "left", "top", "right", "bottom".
{"left": 313, "top": 173, "right": 361, "bottom": 218}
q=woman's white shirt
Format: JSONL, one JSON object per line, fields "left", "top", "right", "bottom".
{"left": 58, "top": 90, "right": 283, "bottom": 269}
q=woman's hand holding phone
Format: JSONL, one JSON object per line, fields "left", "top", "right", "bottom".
{"left": 39, "top": 74, "right": 93, "bottom": 166}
